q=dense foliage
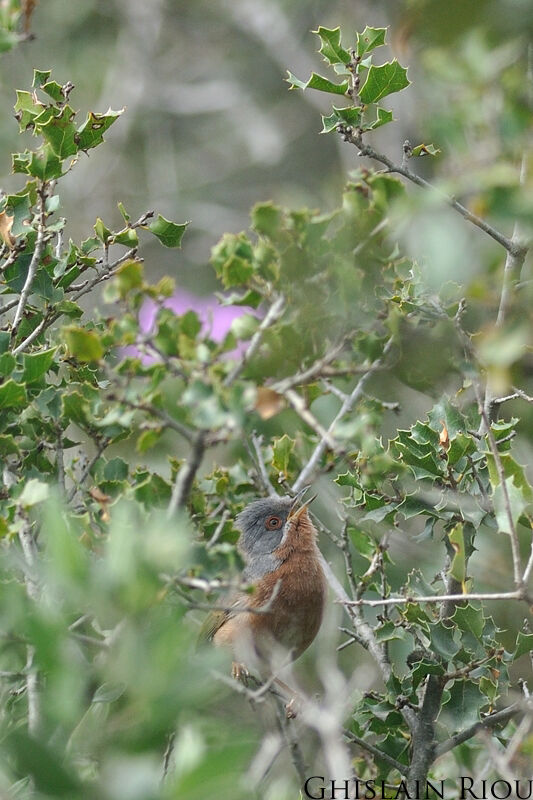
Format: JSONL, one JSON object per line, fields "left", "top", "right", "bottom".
{"left": 0, "top": 8, "right": 531, "bottom": 800}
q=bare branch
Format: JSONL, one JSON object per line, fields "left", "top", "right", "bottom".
{"left": 223, "top": 294, "right": 285, "bottom": 386}
{"left": 167, "top": 431, "right": 206, "bottom": 517}
{"left": 342, "top": 728, "right": 405, "bottom": 775}
{"left": 11, "top": 186, "right": 48, "bottom": 339}
{"left": 435, "top": 704, "right": 521, "bottom": 758}
{"left": 247, "top": 432, "right": 277, "bottom": 496}
{"left": 340, "top": 129, "right": 522, "bottom": 255}
{"left": 268, "top": 338, "right": 347, "bottom": 393}
{"left": 292, "top": 338, "right": 393, "bottom": 492}
{"left": 341, "top": 590, "right": 523, "bottom": 608}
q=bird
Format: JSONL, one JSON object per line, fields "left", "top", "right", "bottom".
{"left": 199, "top": 490, "right": 326, "bottom": 684}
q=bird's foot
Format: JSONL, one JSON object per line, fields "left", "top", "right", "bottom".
{"left": 231, "top": 661, "right": 250, "bottom": 685}
{"left": 285, "top": 696, "right": 299, "bottom": 719}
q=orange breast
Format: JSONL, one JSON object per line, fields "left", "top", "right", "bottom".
{"left": 214, "top": 510, "right": 326, "bottom": 664}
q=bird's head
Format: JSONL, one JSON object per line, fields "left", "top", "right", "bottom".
{"left": 236, "top": 490, "right": 316, "bottom": 558}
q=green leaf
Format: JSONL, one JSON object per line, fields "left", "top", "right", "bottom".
{"left": 92, "top": 681, "right": 126, "bottom": 703}
{"left": 271, "top": 434, "right": 294, "bottom": 475}
{"left": 231, "top": 313, "right": 259, "bottom": 341}
{"left": 136, "top": 429, "right": 162, "bottom": 453}
{"left": 94, "top": 217, "right": 113, "bottom": 243}
{"left": 0, "top": 352, "right": 15, "bottom": 377}
{"left": 514, "top": 631, "right": 533, "bottom": 660}
{"left": 63, "top": 326, "right": 104, "bottom": 362}
{"left": 452, "top": 604, "right": 485, "bottom": 641}
{"left": 411, "top": 659, "right": 445, "bottom": 690}
{"left": 363, "top": 107, "right": 394, "bottom": 131}
{"left": 359, "top": 60, "right": 410, "bottom": 104}
{"left": 286, "top": 70, "right": 349, "bottom": 95}
{"left": 356, "top": 26, "right": 387, "bottom": 57}
{"left": 33, "top": 69, "right": 52, "bottom": 88}
{"left": 0, "top": 379, "right": 26, "bottom": 409}
{"left": 27, "top": 146, "right": 63, "bottom": 181}
{"left": 411, "top": 143, "right": 441, "bottom": 157}
{"left": 19, "top": 478, "right": 50, "bottom": 507}
{"left": 447, "top": 523, "right": 466, "bottom": 584}
{"left": 443, "top": 680, "right": 488, "bottom": 731}
{"left": 430, "top": 621, "right": 460, "bottom": 661}
{"left": 22, "top": 347, "right": 57, "bottom": 383}
{"left": 148, "top": 214, "right": 189, "bottom": 248}
{"left": 348, "top": 527, "right": 375, "bottom": 561}
{"left": 251, "top": 202, "right": 283, "bottom": 238}
{"left": 103, "top": 458, "right": 129, "bottom": 481}
{"left": 39, "top": 105, "right": 78, "bottom": 158}
{"left": 76, "top": 107, "right": 124, "bottom": 150}
{"left": 41, "top": 80, "right": 64, "bottom": 103}
{"left": 115, "top": 259, "right": 144, "bottom": 297}
{"left": 321, "top": 105, "right": 362, "bottom": 133}
{"left": 313, "top": 26, "right": 350, "bottom": 65}
{"left": 6, "top": 730, "right": 81, "bottom": 797}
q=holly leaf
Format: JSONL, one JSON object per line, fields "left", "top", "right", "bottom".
{"left": 313, "top": 26, "right": 350, "bottom": 65}
{"left": 356, "top": 26, "right": 387, "bottom": 57}
{"left": 359, "top": 60, "right": 410, "bottom": 104}
{"left": 148, "top": 215, "right": 189, "bottom": 248}
{"left": 286, "top": 71, "right": 349, "bottom": 95}
{"left": 76, "top": 108, "right": 124, "bottom": 151}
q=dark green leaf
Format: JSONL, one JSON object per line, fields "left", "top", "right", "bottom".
{"left": 148, "top": 214, "right": 189, "bottom": 248}
{"left": 359, "top": 60, "right": 410, "bottom": 104}
{"left": 356, "top": 26, "right": 387, "bottom": 57}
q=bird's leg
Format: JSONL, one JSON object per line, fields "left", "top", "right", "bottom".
{"left": 231, "top": 661, "right": 250, "bottom": 685}
{"left": 272, "top": 677, "right": 302, "bottom": 719}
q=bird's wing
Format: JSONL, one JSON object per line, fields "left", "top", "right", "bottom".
{"left": 197, "top": 593, "right": 245, "bottom": 646}
{"left": 197, "top": 608, "right": 230, "bottom": 644}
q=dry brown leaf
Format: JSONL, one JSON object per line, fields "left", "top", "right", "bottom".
{"left": 0, "top": 211, "right": 15, "bottom": 248}
{"left": 439, "top": 420, "right": 449, "bottom": 451}
{"left": 255, "top": 387, "right": 285, "bottom": 420}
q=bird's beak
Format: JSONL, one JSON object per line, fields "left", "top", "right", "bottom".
{"left": 288, "top": 491, "right": 317, "bottom": 521}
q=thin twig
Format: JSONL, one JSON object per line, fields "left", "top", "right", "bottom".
{"left": 435, "top": 704, "right": 521, "bottom": 758}
{"left": 11, "top": 185, "right": 48, "bottom": 339}
{"left": 341, "top": 130, "right": 521, "bottom": 255}
{"left": 268, "top": 338, "right": 348, "bottom": 393}
{"left": 292, "top": 338, "right": 393, "bottom": 492}
{"left": 248, "top": 432, "right": 277, "bottom": 496}
{"left": 341, "top": 590, "right": 522, "bottom": 608}
{"left": 17, "top": 513, "right": 40, "bottom": 735}
{"left": 223, "top": 295, "right": 285, "bottom": 386}
{"left": 66, "top": 439, "right": 109, "bottom": 504}
{"left": 342, "top": 728, "right": 405, "bottom": 775}
{"left": 167, "top": 431, "right": 206, "bottom": 517}
{"left": 475, "top": 383, "right": 523, "bottom": 590}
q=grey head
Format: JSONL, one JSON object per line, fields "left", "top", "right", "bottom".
{"left": 236, "top": 496, "right": 293, "bottom": 560}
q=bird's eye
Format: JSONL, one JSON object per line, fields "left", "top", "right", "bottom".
{"left": 265, "top": 515, "right": 282, "bottom": 530}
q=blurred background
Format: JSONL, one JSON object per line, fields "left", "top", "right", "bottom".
{"left": 0, "top": 0, "right": 531, "bottom": 297}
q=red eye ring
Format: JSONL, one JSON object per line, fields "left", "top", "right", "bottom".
{"left": 265, "top": 515, "right": 282, "bottom": 530}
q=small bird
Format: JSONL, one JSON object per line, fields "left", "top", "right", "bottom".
{"left": 200, "top": 491, "right": 326, "bottom": 681}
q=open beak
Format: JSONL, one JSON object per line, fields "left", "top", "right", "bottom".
{"left": 288, "top": 490, "right": 317, "bottom": 521}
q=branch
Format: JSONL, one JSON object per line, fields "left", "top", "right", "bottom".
{"left": 268, "top": 337, "right": 348, "bottom": 393}
{"left": 66, "top": 438, "right": 110, "bottom": 504}
{"left": 292, "top": 338, "right": 393, "bottom": 492}
{"left": 17, "top": 513, "right": 40, "bottom": 736}
{"left": 435, "top": 704, "right": 521, "bottom": 758}
{"left": 342, "top": 728, "right": 406, "bottom": 776}
{"left": 341, "top": 590, "right": 523, "bottom": 608}
{"left": 341, "top": 129, "right": 521, "bottom": 255}
{"left": 167, "top": 431, "right": 206, "bottom": 517}
{"left": 223, "top": 294, "right": 285, "bottom": 386}
{"left": 247, "top": 432, "right": 277, "bottom": 496}
{"left": 475, "top": 383, "right": 524, "bottom": 591}
{"left": 11, "top": 186, "right": 47, "bottom": 339}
